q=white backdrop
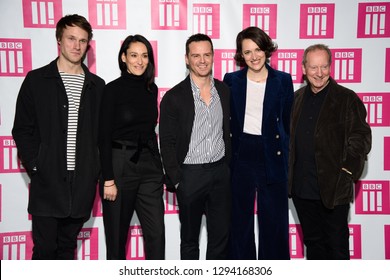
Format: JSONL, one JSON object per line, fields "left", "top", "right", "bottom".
{"left": 0, "top": 0, "right": 389, "bottom": 260}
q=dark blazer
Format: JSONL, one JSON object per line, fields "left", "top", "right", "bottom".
{"left": 223, "top": 64, "right": 294, "bottom": 184}
{"left": 159, "top": 75, "right": 231, "bottom": 191}
{"left": 288, "top": 77, "right": 372, "bottom": 209}
{"left": 12, "top": 59, "right": 105, "bottom": 218}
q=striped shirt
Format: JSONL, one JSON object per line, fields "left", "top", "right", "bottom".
{"left": 60, "top": 72, "right": 85, "bottom": 171}
{"left": 183, "top": 75, "right": 225, "bottom": 164}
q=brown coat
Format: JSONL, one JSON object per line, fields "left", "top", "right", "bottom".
{"left": 288, "top": 78, "right": 371, "bottom": 209}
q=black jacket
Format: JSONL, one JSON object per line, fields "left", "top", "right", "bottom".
{"left": 12, "top": 59, "right": 105, "bottom": 218}
{"left": 288, "top": 78, "right": 372, "bottom": 209}
{"left": 159, "top": 75, "right": 231, "bottom": 191}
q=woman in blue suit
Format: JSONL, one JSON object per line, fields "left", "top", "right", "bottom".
{"left": 223, "top": 27, "right": 293, "bottom": 259}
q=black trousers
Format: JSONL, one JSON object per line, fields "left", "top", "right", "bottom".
{"left": 31, "top": 215, "right": 85, "bottom": 260}
{"left": 31, "top": 170, "right": 86, "bottom": 260}
{"left": 101, "top": 147, "right": 165, "bottom": 260}
{"left": 292, "top": 196, "right": 350, "bottom": 260}
{"left": 176, "top": 159, "right": 231, "bottom": 260}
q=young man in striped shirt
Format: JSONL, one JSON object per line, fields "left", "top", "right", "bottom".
{"left": 159, "top": 33, "right": 231, "bottom": 260}
{"left": 12, "top": 14, "right": 105, "bottom": 259}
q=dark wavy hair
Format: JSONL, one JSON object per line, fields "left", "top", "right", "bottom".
{"left": 118, "top": 34, "right": 156, "bottom": 90}
{"left": 56, "top": 14, "right": 93, "bottom": 42}
{"left": 234, "top": 26, "right": 277, "bottom": 66}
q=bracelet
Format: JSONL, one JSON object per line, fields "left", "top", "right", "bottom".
{"left": 104, "top": 183, "right": 115, "bottom": 187}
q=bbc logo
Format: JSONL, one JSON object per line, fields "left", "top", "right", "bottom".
{"left": 357, "top": 2, "right": 390, "bottom": 38}
{"left": 151, "top": 0, "right": 187, "bottom": 30}
{"left": 243, "top": 4, "right": 277, "bottom": 38}
{"left": 355, "top": 181, "right": 390, "bottom": 214}
{"left": 0, "top": 136, "right": 26, "bottom": 173}
{"left": 88, "top": 0, "right": 126, "bottom": 29}
{"left": 300, "top": 4, "right": 335, "bottom": 39}
{"left": 0, "top": 39, "right": 32, "bottom": 77}
{"left": 22, "top": 0, "right": 62, "bottom": 28}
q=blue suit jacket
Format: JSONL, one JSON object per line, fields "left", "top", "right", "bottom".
{"left": 223, "top": 64, "right": 293, "bottom": 184}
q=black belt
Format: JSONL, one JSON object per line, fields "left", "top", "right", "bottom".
{"left": 111, "top": 141, "right": 137, "bottom": 150}
{"left": 111, "top": 140, "right": 155, "bottom": 163}
{"left": 182, "top": 158, "right": 225, "bottom": 169}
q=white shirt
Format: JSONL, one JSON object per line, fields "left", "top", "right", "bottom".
{"left": 243, "top": 78, "right": 266, "bottom": 135}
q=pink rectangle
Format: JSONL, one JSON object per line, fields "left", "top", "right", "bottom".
{"left": 289, "top": 224, "right": 304, "bottom": 258}
{"left": 355, "top": 180, "right": 390, "bottom": 214}
{"left": 300, "top": 4, "right": 335, "bottom": 39}
{"left": 92, "top": 184, "right": 102, "bottom": 217}
{"left": 349, "top": 224, "right": 362, "bottom": 259}
{"left": 357, "top": 2, "right": 390, "bottom": 38}
{"left": 243, "top": 4, "right": 277, "bottom": 39}
{"left": 151, "top": 41, "right": 158, "bottom": 77}
{"left": 270, "top": 49, "right": 304, "bottom": 84}
{"left": 0, "top": 136, "right": 26, "bottom": 173}
{"left": 77, "top": 228, "right": 99, "bottom": 260}
{"left": 164, "top": 187, "right": 179, "bottom": 214}
{"left": 386, "top": 49, "right": 390, "bottom": 82}
{"left": 331, "top": 48, "right": 362, "bottom": 83}
{"left": 384, "top": 137, "right": 390, "bottom": 171}
{"left": 385, "top": 225, "right": 390, "bottom": 259}
{"left": 22, "top": 0, "right": 62, "bottom": 28}
{"left": 151, "top": 0, "right": 187, "bottom": 30}
{"left": 214, "top": 49, "right": 238, "bottom": 81}
{"left": 0, "top": 39, "right": 32, "bottom": 77}
{"left": 192, "top": 4, "right": 220, "bottom": 39}
{"left": 126, "top": 225, "right": 145, "bottom": 259}
{"left": 88, "top": 0, "right": 126, "bottom": 29}
{"left": 0, "top": 231, "right": 33, "bottom": 260}
{"left": 358, "top": 93, "right": 390, "bottom": 127}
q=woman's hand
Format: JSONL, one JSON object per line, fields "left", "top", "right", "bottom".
{"left": 103, "top": 180, "right": 118, "bottom": 201}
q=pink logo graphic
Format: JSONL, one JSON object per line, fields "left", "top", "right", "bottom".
{"left": 0, "top": 231, "right": 33, "bottom": 260}
{"left": 243, "top": 4, "right": 277, "bottom": 39}
{"left": 386, "top": 49, "right": 390, "bottom": 82}
{"left": 349, "top": 224, "right": 362, "bottom": 259}
{"left": 0, "top": 137, "right": 26, "bottom": 173}
{"left": 151, "top": 0, "right": 187, "bottom": 30}
{"left": 85, "top": 40, "right": 97, "bottom": 74}
{"left": 151, "top": 40, "right": 158, "bottom": 77}
{"left": 76, "top": 228, "right": 99, "bottom": 260}
{"left": 270, "top": 49, "right": 304, "bottom": 84}
{"left": 331, "top": 49, "right": 362, "bottom": 83}
{"left": 384, "top": 137, "right": 390, "bottom": 171}
{"left": 300, "top": 4, "right": 335, "bottom": 39}
{"left": 157, "top": 88, "right": 170, "bottom": 124}
{"left": 92, "top": 184, "right": 102, "bottom": 217}
{"left": 357, "top": 2, "right": 390, "bottom": 38}
{"left": 88, "top": 0, "right": 126, "bottom": 29}
{"left": 126, "top": 225, "right": 145, "bottom": 259}
{"left": 358, "top": 93, "right": 390, "bottom": 126}
{"left": 0, "top": 39, "right": 32, "bottom": 77}
{"left": 192, "top": 4, "right": 220, "bottom": 39}
{"left": 22, "top": 0, "right": 62, "bottom": 28}
{"left": 355, "top": 181, "right": 390, "bottom": 214}
{"left": 164, "top": 186, "right": 179, "bottom": 214}
{"left": 0, "top": 184, "right": 2, "bottom": 222}
{"left": 385, "top": 225, "right": 390, "bottom": 259}
{"left": 213, "top": 49, "right": 239, "bottom": 81}
{"left": 289, "top": 224, "right": 304, "bottom": 259}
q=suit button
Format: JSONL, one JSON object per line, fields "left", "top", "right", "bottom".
{"left": 275, "top": 134, "right": 280, "bottom": 139}
{"left": 277, "top": 151, "right": 281, "bottom": 155}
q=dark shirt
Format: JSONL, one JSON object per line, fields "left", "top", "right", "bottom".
{"left": 292, "top": 82, "right": 329, "bottom": 199}
{"left": 98, "top": 72, "right": 158, "bottom": 180}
